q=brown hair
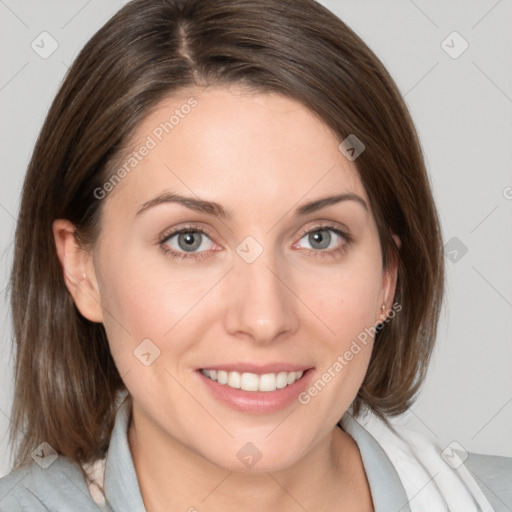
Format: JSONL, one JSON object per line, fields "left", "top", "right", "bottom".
{"left": 7, "top": 0, "right": 444, "bottom": 470}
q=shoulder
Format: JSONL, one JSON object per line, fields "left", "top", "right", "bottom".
{"left": 349, "top": 408, "right": 512, "bottom": 511}
{"left": 0, "top": 456, "right": 102, "bottom": 511}
{"left": 465, "top": 452, "right": 512, "bottom": 511}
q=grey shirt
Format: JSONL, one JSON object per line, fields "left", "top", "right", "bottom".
{"left": 1, "top": 398, "right": 510, "bottom": 511}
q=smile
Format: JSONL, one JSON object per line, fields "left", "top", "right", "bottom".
{"left": 201, "top": 369, "right": 304, "bottom": 392}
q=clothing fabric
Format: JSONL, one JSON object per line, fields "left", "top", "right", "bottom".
{"left": 0, "top": 390, "right": 510, "bottom": 511}
{"left": 343, "top": 407, "right": 511, "bottom": 511}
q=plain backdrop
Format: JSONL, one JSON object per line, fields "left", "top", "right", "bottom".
{"left": 0, "top": 0, "right": 511, "bottom": 477}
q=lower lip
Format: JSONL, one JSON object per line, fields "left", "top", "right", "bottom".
{"left": 196, "top": 369, "right": 315, "bottom": 414}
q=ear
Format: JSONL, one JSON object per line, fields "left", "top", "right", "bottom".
{"left": 377, "top": 233, "right": 400, "bottom": 321}
{"left": 52, "top": 219, "right": 104, "bottom": 323}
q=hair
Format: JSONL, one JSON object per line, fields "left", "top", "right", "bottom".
{"left": 7, "top": 0, "right": 444, "bottom": 471}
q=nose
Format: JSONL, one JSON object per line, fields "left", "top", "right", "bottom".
{"left": 223, "top": 244, "right": 299, "bottom": 345}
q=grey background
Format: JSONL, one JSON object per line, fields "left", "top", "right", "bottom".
{"left": 0, "top": 0, "right": 511, "bottom": 477}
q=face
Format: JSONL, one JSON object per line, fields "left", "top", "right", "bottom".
{"left": 58, "top": 85, "right": 397, "bottom": 472}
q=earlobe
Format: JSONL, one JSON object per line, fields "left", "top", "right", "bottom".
{"left": 378, "top": 233, "right": 400, "bottom": 321}
{"left": 52, "top": 219, "right": 104, "bottom": 323}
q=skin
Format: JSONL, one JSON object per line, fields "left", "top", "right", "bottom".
{"left": 53, "top": 85, "right": 398, "bottom": 512}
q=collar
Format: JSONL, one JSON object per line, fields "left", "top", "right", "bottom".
{"left": 103, "top": 393, "right": 146, "bottom": 511}
{"left": 339, "top": 413, "right": 412, "bottom": 512}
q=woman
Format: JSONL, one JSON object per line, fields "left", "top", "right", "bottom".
{"left": 0, "top": 0, "right": 509, "bottom": 511}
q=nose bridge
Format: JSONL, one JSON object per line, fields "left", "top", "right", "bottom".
{"left": 223, "top": 235, "right": 297, "bottom": 343}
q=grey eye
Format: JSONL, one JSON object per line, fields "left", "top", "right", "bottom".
{"left": 177, "top": 231, "right": 203, "bottom": 252}
{"left": 307, "top": 229, "right": 332, "bottom": 250}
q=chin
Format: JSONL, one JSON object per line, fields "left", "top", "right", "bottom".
{"left": 192, "top": 434, "right": 310, "bottom": 474}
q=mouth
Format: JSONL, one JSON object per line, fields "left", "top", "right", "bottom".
{"left": 196, "top": 365, "right": 315, "bottom": 414}
{"left": 200, "top": 368, "right": 305, "bottom": 392}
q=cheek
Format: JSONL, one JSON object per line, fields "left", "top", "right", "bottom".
{"left": 96, "top": 238, "right": 198, "bottom": 330}
{"left": 93, "top": 247, "right": 180, "bottom": 368}
{"left": 296, "top": 266, "right": 382, "bottom": 422}
{"left": 94, "top": 241, "right": 229, "bottom": 380}
{"left": 306, "top": 255, "right": 383, "bottom": 342}
{"left": 297, "top": 249, "right": 383, "bottom": 404}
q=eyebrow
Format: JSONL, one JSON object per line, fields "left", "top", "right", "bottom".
{"left": 135, "top": 191, "right": 368, "bottom": 219}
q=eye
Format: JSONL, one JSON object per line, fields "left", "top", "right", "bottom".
{"left": 293, "top": 223, "right": 352, "bottom": 258}
{"left": 159, "top": 225, "right": 217, "bottom": 261}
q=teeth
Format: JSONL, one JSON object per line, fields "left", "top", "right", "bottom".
{"left": 241, "top": 372, "right": 259, "bottom": 391}
{"left": 260, "top": 373, "right": 276, "bottom": 391}
{"left": 228, "top": 371, "right": 241, "bottom": 389}
{"left": 217, "top": 370, "right": 228, "bottom": 385}
{"left": 201, "top": 369, "right": 304, "bottom": 392}
{"left": 276, "top": 371, "right": 288, "bottom": 389}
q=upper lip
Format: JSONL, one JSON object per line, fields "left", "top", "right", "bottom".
{"left": 198, "top": 363, "right": 312, "bottom": 375}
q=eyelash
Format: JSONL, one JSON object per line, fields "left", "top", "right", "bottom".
{"left": 158, "top": 222, "right": 353, "bottom": 262}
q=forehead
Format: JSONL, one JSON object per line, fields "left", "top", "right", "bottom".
{"left": 103, "top": 85, "right": 367, "bottom": 217}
